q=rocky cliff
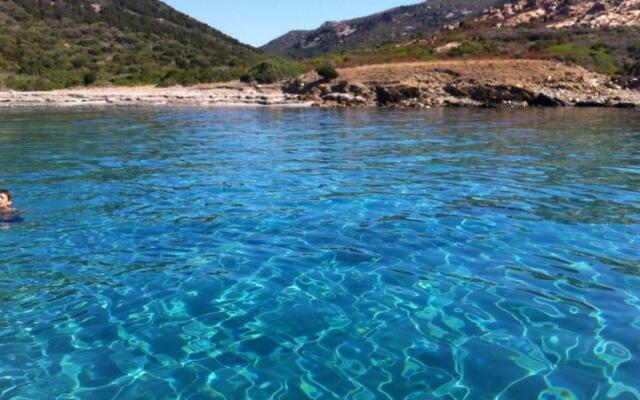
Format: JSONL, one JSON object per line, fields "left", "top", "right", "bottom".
{"left": 477, "top": 0, "right": 640, "bottom": 29}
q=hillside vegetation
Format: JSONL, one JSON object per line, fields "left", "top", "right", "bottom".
{"left": 312, "top": 26, "right": 640, "bottom": 78}
{"left": 299, "top": 0, "right": 640, "bottom": 79}
{"left": 2, "top": 0, "right": 639, "bottom": 91}
{"left": 0, "top": 0, "right": 304, "bottom": 90}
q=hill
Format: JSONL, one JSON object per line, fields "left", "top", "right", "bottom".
{"left": 421, "top": 0, "right": 640, "bottom": 77}
{"left": 261, "top": 0, "right": 508, "bottom": 59}
{"left": 290, "top": 0, "right": 640, "bottom": 81}
{"left": 0, "top": 0, "right": 268, "bottom": 90}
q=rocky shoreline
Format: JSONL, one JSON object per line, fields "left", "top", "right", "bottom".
{"left": 285, "top": 60, "right": 640, "bottom": 109}
{"left": 1, "top": 60, "right": 639, "bottom": 109}
{"left": 0, "top": 85, "right": 309, "bottom": 108}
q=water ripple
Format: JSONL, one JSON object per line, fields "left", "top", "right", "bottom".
{"left": 0, "top": 108, "right": 639, "bottom": 399}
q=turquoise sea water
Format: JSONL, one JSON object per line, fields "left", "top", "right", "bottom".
{"left": 0, "top": 108, "right": 639, "bottom": 399}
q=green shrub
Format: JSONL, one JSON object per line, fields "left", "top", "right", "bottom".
{"left": 83, "top": 71, "right": 97, "bottom": 86}
{"left": 316, "top": 63, "right": 339, "bottom": 81}
{"left": 529, "top": 41, "right": 548, "bottom": 52}
{"left": 547, "top": 43, "right": 619, "bottom": 75}
{"left": 242, "top": 59, "right": 307, "bottom": 84}
{"left": 448, "top": 41, "right": 495, "bottom": 57}
{"left": 158, "top": 69, "right": 185, "bottom": 87}
{"left": 5, "top": 74, "right": 59, "bottom": 91}
{"left": 239, "top": 74, "right": 254, "bottom": 84}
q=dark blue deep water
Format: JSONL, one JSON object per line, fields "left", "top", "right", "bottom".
{"left": 1, "top": 108, "right": 639, "bottom": 400}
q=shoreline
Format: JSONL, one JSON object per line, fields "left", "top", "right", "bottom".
{"left": 2, "top": 60, "right": 639, "bottom": 109}
{"left": 0, "top": 84, "right": 311, "bottom": 109}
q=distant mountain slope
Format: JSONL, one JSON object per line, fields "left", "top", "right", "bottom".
{"left": 261, "top": 0, "right": 508, "bottom": 59}
{"left": 0, "top": 0, "right": 261, "bottom": 90}
{"left": 430, "top": 0, "right": 640, "bottom": 76}
{"left": 476, "top": 0, "right": 640, "bottom": 29}
{"left": 381, "top": 0, "right": 640, "bottom": 78}
{"left": 270, "top": 0, "right": 640, "bottom": 80}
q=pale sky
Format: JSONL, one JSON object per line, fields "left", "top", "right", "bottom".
{"left": 163, "top": 0, "right": 423, "bottom": 47}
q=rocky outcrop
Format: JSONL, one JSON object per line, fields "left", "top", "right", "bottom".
{"left": 375, "top": 85, "right": 423, "bottom": 105}
{"left": 283, "top": 77, "right": 634, "bottom": 108}
{"left": 368, "top": 82, "right": 571, "bottom": 108}
{"left": 282, "top": 79, "right": 374, "bottom": 106}
{"left": 614, "top": 76, "right": 640, "bottom": 90}
{"left": 444, "top": 83, "right": 566, "bottom": 106}
{"left": 283, "top": 60, "right": 640, "bottom": 108}
{"left": 478, "top": 0, "right": 640, "bottom": 29}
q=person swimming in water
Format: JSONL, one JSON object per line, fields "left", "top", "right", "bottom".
{"left": 0, "top": 189, "right": 22, "bottom": 223}
{"left": 0, "top": 189, "right": 13, "bottom": 210}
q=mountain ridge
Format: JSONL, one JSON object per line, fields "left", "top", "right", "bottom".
{"left": 261, "top": 0, "right": 508, "bottom": 59}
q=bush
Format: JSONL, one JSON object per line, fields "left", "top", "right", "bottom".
{"left": 84, "top": 71, "right": 97, "bottom": 86}
{"left": 157, "top": 76, "right": 179, "bottom": 87}
{"left": 242, "top": 59, "right": 307, "bottom": 84}
{"left": 239, "top": 74, "right": 254, "bottom": 84}
{"left": 448, "top": 40, "right": 495, "bottom": 57}
{"left": 5, "top": 75, "right": 58, "bottom": 91}
{"left": 244, "top": 61, "right": 280, "bottom": 84}
{"left": 316, "top": 63, "right": 339, "bottom": 81}
{"left": 547, "top": 43, "right": 620, "bottom": 75}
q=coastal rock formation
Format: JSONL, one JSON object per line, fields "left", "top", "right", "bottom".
{"left": 614, "top": 75, "right": 640, "bottom": 89}
{"left": 444, "top": 83, "right": 566, "bottom": 106}
{"left": 284, "top": 59, "right": 640, "bottom": 108}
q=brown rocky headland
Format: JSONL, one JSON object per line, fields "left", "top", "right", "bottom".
{"left": 284, "top": 59, "right": 640, "bottom": 108}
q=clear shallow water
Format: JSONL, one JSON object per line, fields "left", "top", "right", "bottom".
{"left": 1, "top": 108, "right": 639, "bottom": 400}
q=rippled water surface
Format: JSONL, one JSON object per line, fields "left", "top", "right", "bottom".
{"left": 1, "top": 108, "right": 639, "bottom": 399}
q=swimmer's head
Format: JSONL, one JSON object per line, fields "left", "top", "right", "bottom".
{"left": 0, "top": 189, "right": 12, "bottom": 208}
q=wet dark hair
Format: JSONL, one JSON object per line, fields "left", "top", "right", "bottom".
{"left": 0, "top": 189, "right": 11, "bottom": 201}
